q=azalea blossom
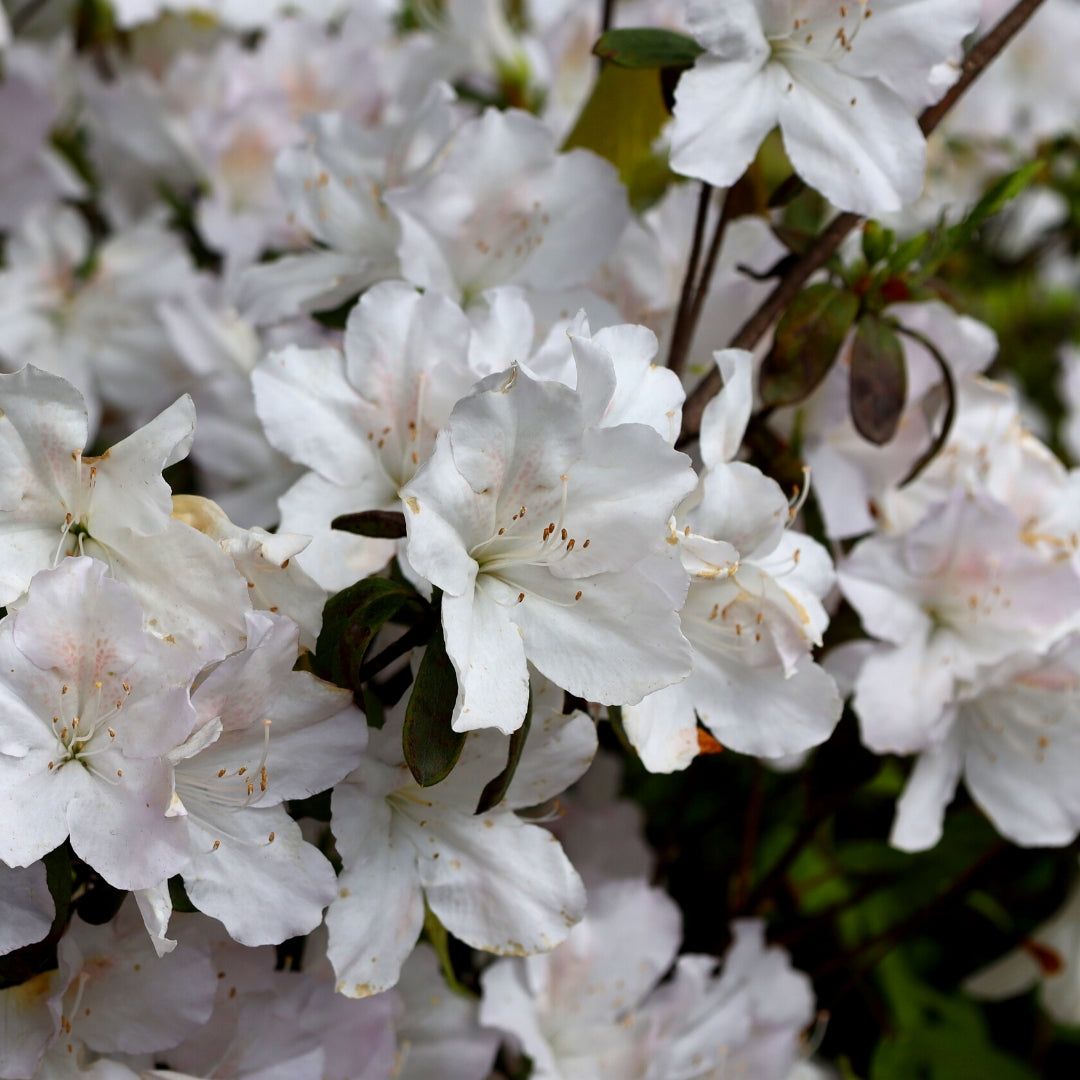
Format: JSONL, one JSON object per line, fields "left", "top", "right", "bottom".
{"left": 402, "top": 363, "right": 695, "bottom": 734}
{"left": 0, "top": 558, "right": 200, "bottom": 890}
{"left": 624, "top": 351, "right": 841, "bottom": 772}
{"left": 325, "top": 676, "right": 595, "bottom": 996}
{"left": 670, "top": 0, "right": 980, "bottom": 215}
{"left": 0, "top": 365, "right": 250, "bottom": 660}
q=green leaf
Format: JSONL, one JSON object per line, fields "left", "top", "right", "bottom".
{"left": 313, "top": 577, "right": 423, "bottom": 693}
{"left": 886, "top": 231, "right": 929, "bottom": 274}
{"left": 331, "top": 510, "right": 407, "bottom": 539}
{"left": 563, "top": 63, "right": 675, "bottom": 211}
{"left": 759, "top": 282, "right": 860, "bottom": 407}
{"left": 475, "top": 689, "right": 532, "bottom": 814}
{"left": 915, "top": 162, "right": 1042, "bottom": 280}
{"left": 861, "top": 221, "right": 894, "bottom": 267}
{"left": 592, "top": 27, "right": 704, "bottom": 70}
{"left": 403, "top": 616, "right": 464, "bottom": 787}
{"left": 849, "top": 315, "right": 907, "bottom": 445}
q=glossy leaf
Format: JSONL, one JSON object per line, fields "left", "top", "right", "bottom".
{"left": 331, "top": 509, "right": 407, "bottom": 539}
{"left": 592, "top": 27, "right": 704, "bottom": 70}
{"left": 475, "top": 689, "right": 532, "bottom": 814}
{"left": 850, "top": 315, "right": 907, "bottom": 445}
{"left": 403, "top": 618, "right": 464, "bottom": 787}
{"left": 759, "top": 283, "right": 860, "bottom": 407}
{"left": 314, "top": 577, "right": 423, "bottom": 694}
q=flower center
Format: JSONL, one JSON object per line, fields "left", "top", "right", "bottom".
{"left": 769, "top": 1, "right": 871, "bottom": 64}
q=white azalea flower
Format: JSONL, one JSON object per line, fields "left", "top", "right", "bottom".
{"left": 0, "top": 365, "right": 250, "bottom": 660}
{"left": 325, "top": 677, "right": 595, "bottom": 996}
{"left": 402, "top": 363, "right": 695, "bottom": 734}
{"left": 624, "top": 350, "right": 841, "bottom": 772}
{"left": 480, "top": 878, "right": 816, "bottom": 1080}
{"left": 0, "top": 559, "right": 200, "bottom": 890}
{"left": 386, "top": 106, "right": 629, "bottom": 306}
{"left": 2, "top": 899, "right": 216, "bottom": 1080}
{"left": 670, "top": 0, "right": 980, "bottom": 215}
{"left": 253, "top": 280, "right": 478, "bottom": 591}
{"left": 143, "top": 611, "right": 366, "bottom": 949}
{"left": 891, "top": 634, "right": 1080, "bottom": 851}
{"left": 841, "top": 490, "right": 1080, "bottom": 761}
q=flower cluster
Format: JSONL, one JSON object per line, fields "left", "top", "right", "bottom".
{"left": 1, "top": 0, "right": 1079, "bottom": 1076}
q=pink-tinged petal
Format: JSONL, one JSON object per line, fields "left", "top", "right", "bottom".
{"left": 890, "top": 726, "right": 964, "bottom": 852}
{"left": 778, "top": 57, "right": 925, "bottom": 215}
{"left": 670, "top": 57, "right": 780, "bottom": 189}
{"left": 13, "top": 559, "right": 144, "bottom": 697}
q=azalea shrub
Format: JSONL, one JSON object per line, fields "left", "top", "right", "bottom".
{"left": 3, "top": 0, "right": 1080, "bottom": 1077}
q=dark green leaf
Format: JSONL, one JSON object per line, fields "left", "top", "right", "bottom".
{"left": 592, "top": 27, "right": 704, "bottom": 70}
{"left": 331, "top": 510, "right": 407, "bottom": 539}
{"left": 314, "top": 577, "right": 423, "bottom": 692}
{"left": 475, "top": 690, "right": 532, "bottom": 814}
{"left": 759, "top": 283, "right": 860, "bottom": 407}
{"left": 850, "top": 315, "right": 907, "bottom": 445}
{"left": 403, "top": 618, "right": 464, "bottom": 787}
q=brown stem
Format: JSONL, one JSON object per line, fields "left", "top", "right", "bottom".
{"left": 678, "top": 188, "right": 739, "bottom": 375}
{"left": 666, "top": 182, "right": 713, "bottom": 375}
{"left": 819, "top": 842, "right": 1008, "bottom": 1016}
{"left": 678, "top": 0, "right": 1049, "bottom": 444}
{"left": 600, "top": 0, "right": 617, "bottom": 33}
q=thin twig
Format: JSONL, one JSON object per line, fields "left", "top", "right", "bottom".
{"left": 600, "top": 0, "right": 617, "bottom": 33}
{"left": 665, "top": 182, "right": 713, "bottom": 374}
{"left": 818, "top": 841, "right": 1007, "bottom": 1008}
{"left": 678, "top": 0, "right": 1049, "bottom": 444}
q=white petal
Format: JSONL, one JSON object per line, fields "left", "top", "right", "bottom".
{"left": 778, "top": 58, "right": 925, "bottom": 215}
{"left": 890, "top": 727, "right": 964, "bottom": 852}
